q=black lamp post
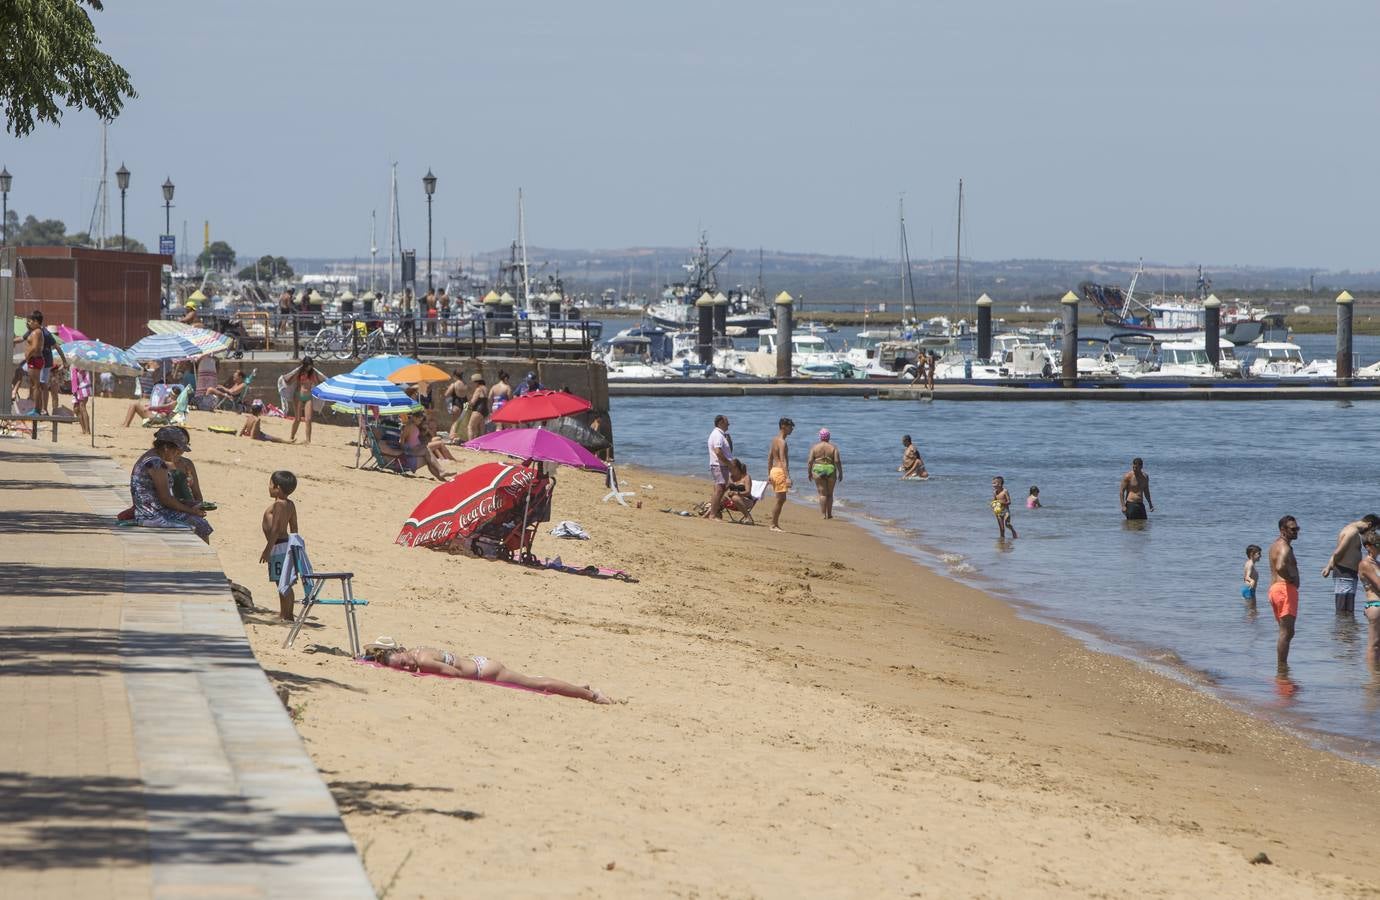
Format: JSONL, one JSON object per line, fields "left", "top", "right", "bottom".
{"left": 116, "top": 163, "right": 130, "bottom": 251}
{"left": 423, "top": 169, "right": 437, "bottom": 292}
{"left": 162, "top": 177, "right": 175, "bottom": 309}
{"left": 0, "top": 167, "right": 11, "bottom": 245}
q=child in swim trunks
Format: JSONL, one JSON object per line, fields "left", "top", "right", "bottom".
{"left": 991, "top": 476, "right": 1017, "bottom": 539}
{"left": 1242, "top": 544, "right": 1261, "bottom": 604}
{"left": 260, "top": 470, "right": 299, "bottom": 621}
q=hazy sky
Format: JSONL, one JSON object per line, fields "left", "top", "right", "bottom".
{"left": 3, "top": 0, "right": 1377, "bottom": 269}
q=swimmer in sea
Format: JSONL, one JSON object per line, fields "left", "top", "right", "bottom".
{"left": 361, "top": 638, "right": 614, "bottom": 703}
{"left": 991, "top": 475, "right": 1017, "bottom": 540}
{"left": 898, "top": 434, "right": 928, "bottom": 480}
{"left": 1241, "top": 543, "right": 1261, "bottom": 605}
{"left": 1119, "top": 457, "right": 1154, "bottom": 520}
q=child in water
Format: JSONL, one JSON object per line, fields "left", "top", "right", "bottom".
{"left": 991, "top": 476, "right": 1017, "bottom": 539}
{"left": 1241, "top": 544, "right": 1261, "bottom": 604}
{"left": 1026, "top": 486, "right": 1041, "bottom": 509}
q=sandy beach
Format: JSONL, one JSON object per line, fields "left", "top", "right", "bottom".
{"left": 66, "top": 401, "right": 1380, "bottom": 898}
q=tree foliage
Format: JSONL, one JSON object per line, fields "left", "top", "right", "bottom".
{"left": 197, "top": 240, "right": 236, "bottom": 272}
{"left": 236, "top": 255, "right": 295, "bottom": 282}
{"left": 4, "top": 210, "right": 146, "bottom": 251}
{"left": 0, "top": 1, "right": 137, "bottom": 136}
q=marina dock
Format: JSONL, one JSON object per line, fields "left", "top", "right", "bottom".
{"left": 607, "top": 379, "right": 1380, "bottom": 401}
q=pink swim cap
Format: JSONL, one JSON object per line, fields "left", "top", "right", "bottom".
{"left": 818, "top": 428, "right": 830, "bottom": 441}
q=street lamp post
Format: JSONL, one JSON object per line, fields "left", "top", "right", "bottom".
{"left": 116, "top": 163, "right": 130, "bottom": 251}
{"left": 423, "top": 169, "right": 437, "bottom": 293}
{"left": 162, "top": 177, "right": 175, "bottom": 310}
{"left": 0, "top": 167, "right": 11, "bottom": 245}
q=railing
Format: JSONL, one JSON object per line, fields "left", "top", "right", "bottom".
{"left": 199, "top": 310, "right": 602, "bottom": 360}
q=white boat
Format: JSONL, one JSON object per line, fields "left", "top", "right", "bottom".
{"left": 933, "top": 340, "right": 1057, "bottom": 381}
{"left": 598, "top": 335, "right": 672, "bottom": 380}
{"left": 1247, "top": 342, "right": 1311, "bottom": 379}
{"left": 733, "top": 328, "right": 855, "bottom": 378}
{"left": 1153, "top": 341, "right": 1217, "bottom": 379}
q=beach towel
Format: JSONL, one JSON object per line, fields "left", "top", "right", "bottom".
{"left": 540, "top": 557, "right": 636, "bottom": 581}
{"left": 277, "top": 534, "right": 308, "bottom": 595}
{"left": 549, "top": 521, "right": 590, "bottom": 540}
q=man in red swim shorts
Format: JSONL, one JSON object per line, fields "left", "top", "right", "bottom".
{"left": 1268, "top": 515, "right": 1301, "bottom": 669}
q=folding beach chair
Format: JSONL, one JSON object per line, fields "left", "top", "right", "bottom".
{"left": 143, "top": 385, "right": 192, "bottom": 427}
{"left": 722, "top": 479, "right": 766, "bottom": 525}
{"left": 212, "top": 369, "right": 256, "bottom": 412}
{"left": 280, "top": 537, "right": 368, "bottom": 656}
{"left": 601, "top": 463, "right": 635, "bottom": 507}
{"left": 362, "top": 423, "right": 425, "bottom": 475}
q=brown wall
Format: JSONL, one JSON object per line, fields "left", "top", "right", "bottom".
{"left": 15, "top": 247, "right": 169, "bottom": 346}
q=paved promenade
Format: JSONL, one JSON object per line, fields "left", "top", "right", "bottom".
{"left": 0, "top": 439, "right": 374, "bottom": 898}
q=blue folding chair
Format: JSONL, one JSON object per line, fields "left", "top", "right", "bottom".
{"left": 280, "top": 538, "right": 368, "bottom": 656}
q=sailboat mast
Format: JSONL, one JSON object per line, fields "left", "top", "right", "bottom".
{"left": 387, "top": 164, "right": 397, "bottom": 303}
{"left": 899, "top": 199, "right": 918, "bottom": 324}
{"left": 369, "top": 210, "right": 377, "bottom": 294}
{"left": 518, "top": 188, "right": 530, "bottom": 310}
{"left": 955, "top": 178, "right": 963, "bottom": 317}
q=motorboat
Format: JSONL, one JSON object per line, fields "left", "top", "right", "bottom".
{"left": 733, "top": 328, "right": 853, "bottom": 378}
{"left": 1247, "top": 342, "right": 1310, "bottom": 379}
{"left": 598, "top": 335, "right": 672, "bottom": 380}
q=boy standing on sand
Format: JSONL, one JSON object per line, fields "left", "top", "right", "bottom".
{"left": 260, "top": 470, "right": 300, "bottom": 622}
{"left": 991, "top": 476, "right": 1017, "bottom": 539}
{"left": 1242, "top": 544, "right": 1261, "bottom": 604}
{"left": 766, "top": 417, "right": 793, "bottom": 532}
{"left": 1269, "top": 515, "right": 1301, "bottom": 669}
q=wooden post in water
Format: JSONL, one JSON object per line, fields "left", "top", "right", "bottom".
{"left": 1337, "top": 290, "right": 1354, "bottom": 383}
{"left": 1060, "top": 291, "right": 1079, "bottom": 387}
{"left": 775, "top": 291, "right": 794, "bottom": 380}
{"left": 696, "top": 291, "right": 715, "bottom": 366}
{"left": 1204, "top": 294, "right": 1221, "bottom": 370}
{"left": 976, "top": 293, "right": 993, "bottom": 360}
{"left": 712, "top": 291, "right": 728, "bottom": 338}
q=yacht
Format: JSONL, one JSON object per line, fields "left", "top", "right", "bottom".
{"left": 598, "top": 335, "right": 673, "bottom": 380}
{"left": 1247, "top": 342, "right": 1308, "bottom": 379}
{"left": 733, "top": 328, "right": 854, "bottom": 378}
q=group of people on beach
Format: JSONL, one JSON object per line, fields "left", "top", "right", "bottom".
{"left": 705, "top": 414, "right": 843, "bottom": 530}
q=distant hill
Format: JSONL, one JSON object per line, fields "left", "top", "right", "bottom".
{"left": 281, "top": 246, "right": 1379, "bottom": 309}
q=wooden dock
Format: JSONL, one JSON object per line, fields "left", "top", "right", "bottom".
{"left": 606, "top": 380, "right": 1380, "bottom": 401}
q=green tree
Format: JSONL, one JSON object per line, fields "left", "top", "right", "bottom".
{"left": 197, "top": 240, "right": 236, "bottom": 272}
{"left": 236, "top": 254, "right": 294, "bottom": 282}
{"left": 13, "top": 214, "right": 69, "bottom": 245}
{"left": 0, "top": 1, "right": 137, "bottom": 136}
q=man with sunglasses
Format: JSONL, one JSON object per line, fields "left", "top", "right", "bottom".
{"left": 1269, "top": 516, "right": 1302, "bottom": 669}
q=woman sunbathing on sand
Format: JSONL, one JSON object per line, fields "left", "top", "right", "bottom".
{"left": 361, "top": 638, "right": 615, "bottom": 704}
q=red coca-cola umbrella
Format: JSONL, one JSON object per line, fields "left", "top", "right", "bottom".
{"left": 488, "top": 389, "right": 592, "bottom": 425}
{"left": 395, "top": 462, "right": 541, "bottom": 548}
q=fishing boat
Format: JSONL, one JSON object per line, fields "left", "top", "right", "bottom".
{"left": 1081, "top": 262, "right": 1281, "bottom": 343}
{"left": 644, "top": 235, "right": 772, "bottom": 335}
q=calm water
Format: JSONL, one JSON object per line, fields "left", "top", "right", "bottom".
{"left": 611, "top": 392, "right": 1380, "bottom": 757}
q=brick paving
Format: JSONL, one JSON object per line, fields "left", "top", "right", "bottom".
{"left": 0, "top": 440, "right": 374, "bottom": 898}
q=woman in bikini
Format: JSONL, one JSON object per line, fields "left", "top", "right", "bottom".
{"left": 284, "top": 356, "right": 324, "bottom": 444}
{"left": 361, "top": 639, "right": 614, "bottom": 703}
{"left": 806, "top": 428, "right": 842, "bottom": 519}
{"left": 466, "top": 373, "right": 490, "bottom": 441}
{"left": 1358, "top": 530, "right": 1380, "bottom": 668}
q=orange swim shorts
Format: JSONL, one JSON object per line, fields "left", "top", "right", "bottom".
{"left": 1268, "top": 581, "right": 1299, "bottom": 620}
{"left": 768, "top": 466, "right": 791, "bottom": 494}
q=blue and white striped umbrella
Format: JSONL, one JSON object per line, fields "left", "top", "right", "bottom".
{"left": 128, "top": 331, "right": 225, "bottom": 361}
{"left": 311, "top": 372, "right": 419, "bottom": 413}
{"left": 60, "top": 340, "right": 143, "bottom": 376}
{"left": 351, "top": 354, "right": 418, "bottom": 378}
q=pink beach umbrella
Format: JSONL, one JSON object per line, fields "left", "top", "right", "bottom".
{"left": 463, "top": 427, "right": 607, "bottom": 473}
{"left": 57, "top": 324, "right": 89, "bottom": 343}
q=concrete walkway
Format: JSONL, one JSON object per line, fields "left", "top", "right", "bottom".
{"left": 0, "top": 439, "right": 374, "bottom": 898}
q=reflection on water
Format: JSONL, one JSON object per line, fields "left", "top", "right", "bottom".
{"left": 613, "top": 393, "right": 1380, "bottom": 755}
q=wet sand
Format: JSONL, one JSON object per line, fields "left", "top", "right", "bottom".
{"left": 73, "top": 402, "right": 1380, "bottom": 897}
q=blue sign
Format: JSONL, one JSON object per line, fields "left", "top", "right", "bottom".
{"left": 159, "top": 234, "right": 175, "bottom": 256}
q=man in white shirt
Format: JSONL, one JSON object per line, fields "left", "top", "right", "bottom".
{"left": 706, "top": 414, "right": 733, "bottom": 519}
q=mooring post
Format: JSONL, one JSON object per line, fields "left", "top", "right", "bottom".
{"left": 1337, "top": 290, "right": 1354, "bottom": 384}
{"left": 1060, "top": 290, "right": 1079, "bottom": 387}
{"left": 1204, "top": 294, "right": 1221, "bottom": 370}
{"left": 775, "top": 291, "right": 794, "bottom": 380}
{"left": 976, "top": 293, "right": 993, "bottom": 360}
{"left": 696, "top": 291, "right": 715, "bottom": 366}
{"left": 712, "top": 292, "right": 728, "bottom": 338}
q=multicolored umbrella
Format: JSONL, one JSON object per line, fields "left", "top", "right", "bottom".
{"left": 387, "top": 362, "right": 451, "bottom": 385}
{"left": 351, "top": 354, "right": 419, "bottom": 378}
{"left": 311, "top": 372, "right": 419, "bottom": 412}
{"left": 60, "top": 340, "right": 142, "bottom": 376}
{"left": 128, "top": 330, "right": 228, "bottom": 361}
{"left": 463, "top": 427, "right": 607, "bottom": 473}
{"left": 147, "top": 319, "right": 192, "bottom": 335}
{"left": 487, "top": 389, "right": 592, "bottom": 425}
{"left": 396, "top": 462, "right": 541, "bottom": 548}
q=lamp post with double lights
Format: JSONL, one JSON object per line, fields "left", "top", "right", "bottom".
{"left": 423, "top": 169, "right": 437, "bottom": 293}
{"left": 116, "top": 164, "right": 130, "bottom": 251}
{"left": 0, "top": 168, "right": 11, "bottom": 245}
{"left": 162, "top": 177, "right": 175, "bottom": 309}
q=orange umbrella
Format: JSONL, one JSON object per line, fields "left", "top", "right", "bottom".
{"left": 386, "top": 362, "right": 451, "bottom": 384}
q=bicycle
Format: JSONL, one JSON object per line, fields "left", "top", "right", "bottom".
{"left": 303, "top": 323, "right": 354, "bottom": 360}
